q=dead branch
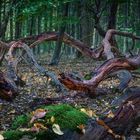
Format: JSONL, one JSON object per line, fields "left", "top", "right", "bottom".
{"left": 59, "top": 55, "right": 140, "bottom": 95}
{"left": 5, "top": 41, "right": 65, "bottom": 92}
{"left": 102, "top": 29, "right": 140, "bottom": 59}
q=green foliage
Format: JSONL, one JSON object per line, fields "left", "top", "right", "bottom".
{"left": 11, "top": 115, "right": 29, "bottom": 129}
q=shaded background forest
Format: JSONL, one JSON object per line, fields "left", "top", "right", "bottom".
{"left": 0, "top": 0, "right": 140, "bottom": 61}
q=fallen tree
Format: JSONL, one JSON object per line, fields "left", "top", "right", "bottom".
{"left": 0, "top": 29, "right": 140, "bottom": 100}
{"left": 59, "top": 55, "right": 140, "bottom": 95}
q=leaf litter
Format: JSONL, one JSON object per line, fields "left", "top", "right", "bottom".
{"left": 0, "top": 56, "right": 140, "bottom": 138}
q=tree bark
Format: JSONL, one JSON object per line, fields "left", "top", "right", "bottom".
{"left": 0, "top": 71, "right": 18, "bottom": 101}
{"left": 59, "top": 55, "right": 140, "bottom": 95}
{"left": 49, "top": 3, "right": 69, "bottom": 65}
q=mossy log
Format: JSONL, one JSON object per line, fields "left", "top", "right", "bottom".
{"left": 57, "top": 91, "right": 140, "bottom": 140}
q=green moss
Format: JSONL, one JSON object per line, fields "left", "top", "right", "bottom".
{"left": 11, "top": 114, "right": 29, "bottom": 129}
{"left": 84, "top": 73, "right": 92, "bottom": 80}
{"left": 4, "top": 104, "right": 89, "bottom": 140}
{"left": 3, "top": 130, "right": 57, "bottom": 140}
{"left": 3, "top": 130, "right": 25, "bottom": 140}
{"left": 43, "top": 104, "right": 88, "bottom": 130}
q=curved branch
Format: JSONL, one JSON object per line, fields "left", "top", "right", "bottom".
{"left": 22, "top": 32, "right": 104, "bottom": 59}
{"left": 102, "top": 29, "right": 140, "bottom": 59}
{"left": 5, "top": 41, "right": 65, "bottom": 92}
{"left": 59, "top": 55, "right": 140, "bottom": 95}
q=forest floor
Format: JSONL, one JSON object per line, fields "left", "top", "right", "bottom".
{"left": 0, "top": 56, "right": 140, "bottom": 139}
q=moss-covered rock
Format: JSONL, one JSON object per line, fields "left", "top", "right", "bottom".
{"left": 4, "top": 104, "right": 89, "bottom": 140}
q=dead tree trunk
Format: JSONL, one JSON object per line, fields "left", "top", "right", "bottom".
{"left": 57, "top": 90, "right": 140, "bottom": 140}
{"left": 0, "top": 71, "right": 18, "bottom": 101}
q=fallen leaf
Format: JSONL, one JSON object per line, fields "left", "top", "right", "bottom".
{"left": 7, "top": 109, "right": 16, "bottom": 115}
{"left": 50, "top": 116, "right": 55, "bottom": 123}
{"left": 80, "top": 108, "right": 96, "bottom": 117}
{"left": 19, "top": 128, "right": 30, "bottom": 132}
{"left": 77, "top": 124, "right": 85, "bottom": 134}
{"left": 52, "top": 124, "right": 64, "bottom": 135}
{"left": 0, "top": 134, "right": 4, "bottom": 140}
{"left": 30, "top": 123, "right": 47, "bottom": 132}
{"left": 34, "top": 123, "right": 47, "bottom": 130}
{"left": 107, "top": 110, "right": 114, "bottom": 118}
{"left": 80, "top": 108, "right": 87, "bottom": 114}
{"left": 30, "top": 109, "right": 47, "bottom": 123}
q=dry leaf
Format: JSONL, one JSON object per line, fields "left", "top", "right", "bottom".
{"left": 50, "top": 116, "right": 55, "bottom": 123}
{"left": 80, "top": 108, "right": 96, "bottom": 117}
{"left": 80, "top": 108, "right": 87, "bottom": 114}
{"left": 19, "top": 128, "right": 30, "bottom": 132}
{"left": 77, "top": 124, "right": 85, "bottom": 134}
{"left": 107, "top": 110, "right": 114, "bottom": 118}
{"left": 52, "top": 124, "right": 64, "bottom": 135}
{"left": 34, "top": 123, "right": 47, "bottom": 130}
{"left": 7, "top": 109, "right": 16, "bottom": 115}
{"left": 30, "top": 109, "right": 47, "bottom": 123}
{"left": 30, "top": 123, "right": 47, "bottom": 132}
{"left": 0, "top": 134, "right": 4, "bottom": 140}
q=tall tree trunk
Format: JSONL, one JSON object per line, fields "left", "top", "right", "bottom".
{"left": 107, "top": 0, "right": 118, "bottom": 48}
{"left": 49, "top": 3, "right": 69, "bottom": 65}
{"left": 107, "top": 1, "right": 118, "bottom": 30}
{"left": 123, "top": 1, "right": 129, "bottom": 53}
{"left": 10, "top": 10, "right": 13, "bottom": 40}
{"left": 0, "top": 0, "right": 12, "bottom": 40}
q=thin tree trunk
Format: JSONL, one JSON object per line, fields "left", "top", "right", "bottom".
{"left": 49, "top": 3, "right": 69, "bottom": 65}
